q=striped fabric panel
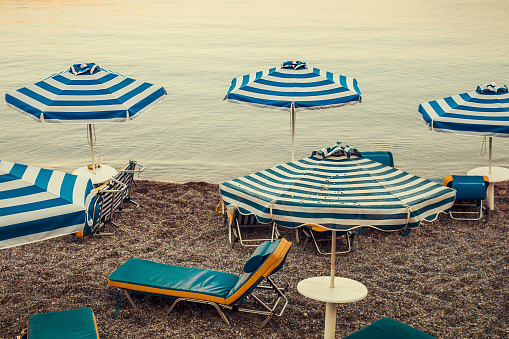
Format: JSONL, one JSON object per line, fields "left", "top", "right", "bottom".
{"left": 5, "top": 67, "right": 166, "bottom": 124}
{"left": 418, "top": 88, "right": 509, "bottom": 137}
{"left": 0, "top": 160, "right": 95, "bottom": 249}
{"left": 220, "top": 153, "right": 455, "bottom": 232}
{"left": 96, "top": 161, "right": 135, "bottom": 222}
{"left": 226, "top": 65, "right": 361, "bottom": 112}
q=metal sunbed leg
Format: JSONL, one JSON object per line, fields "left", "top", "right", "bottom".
{"left": 167, "top": 298, "right": 231, "bottom": 326}
{"left": 233, "top": 276, "right": 289, "bottom": 327}
{"left": 93, "top": 221, "right": 116, "bottom": 236}
{"left": 123, "top": 289, "right": 138, "bottom": 311}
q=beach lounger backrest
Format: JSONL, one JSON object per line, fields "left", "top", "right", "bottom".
{"left": 444, "top": 175, "right": 489, "bottom": 200}
{"left": 360, "top": 151, "right": 394, "bottom": 167}
{"left": 225, "top": 238, "right": 291, "bottom": 305}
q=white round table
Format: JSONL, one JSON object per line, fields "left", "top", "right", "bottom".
{"left": 297, "top": 276, "right": 368, "bottom": 339}
{"left": 467, "top": 166, "right": 509, "bottom": 210}
{"left": 72, "top": 164, "right": 117, "bottom": 185}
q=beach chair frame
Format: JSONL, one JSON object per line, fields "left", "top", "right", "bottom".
{"left": 445, "top": 175, "right": 488, "bottom": 221}
{"left": 302, "top": 227, "right": 352, "bottom": 255}
{"left": 92, "top": 178, "right": 127, "bottom": 236}
{"left": 115, "top": 160, "right": 145, "bottom": 212}
{"left": 113, "top": 270, "right": 288, "bottom": 327}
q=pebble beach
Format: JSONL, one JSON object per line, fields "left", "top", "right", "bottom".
{"left": 1, "top": 180, "right": 508, "bottom": 338}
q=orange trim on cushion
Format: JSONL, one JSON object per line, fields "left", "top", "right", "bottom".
{"left": 93, "top": 313, "right": 100, "bottom": 339}
{"left": 225, "top": 238, "right": 291, "bottom": 304}
{"left": 108, "top": 280, "right": 228, "bottom": 304}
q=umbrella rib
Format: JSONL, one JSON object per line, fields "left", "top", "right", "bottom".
{"left": 350, "top": 158, "right": 411, "bottom": 227}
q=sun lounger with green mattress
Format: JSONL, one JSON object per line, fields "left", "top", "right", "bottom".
{"left": 342, "top": 318, "right": 435, "bottom": 338}
{"left": 108, "top": 238, "right": 292, "bottom": 326}
{"left": 18, "top": 307, "right": 99, "bottom": 339}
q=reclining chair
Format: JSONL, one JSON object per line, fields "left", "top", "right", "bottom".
{"left": 108, "top": 238, "right": 292, "bottom": 327}
{"left": 225, "top": 204, "right": 280, "bottom": 248}
{"left": 342, "top": 318, "right": 435, "bottom": 339}
{"left": 17, "top": 307, "right": 99, "bottom": 339}
{"left": 444, "top": 175, "right": 489, "bottom": 220}
{"left": 76, "top": 160, "right": 144, "bottom": 238}
{"left": 302, "top": 225, "right": 352, "bottom": 255}
{"left": 110, "top": 160, "right": 145, "bottom": 212}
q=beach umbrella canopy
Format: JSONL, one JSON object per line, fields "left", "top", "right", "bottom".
{"left": 220, "top": 142, "right": 456, "bottom": 233}
{"left": 418, "top": 82, "right": 509, "bottom": 172}
{"left": 0, "top": 160, "right": 96, "bottom": 249}
{"left": 5, "top": 63, "right": 167, "bottom": 171}
{"left": 220, "top": 142, "right": 455, "bottom": 338}
{"left": 225, "top": 61, "right": 362, "bottom": 160}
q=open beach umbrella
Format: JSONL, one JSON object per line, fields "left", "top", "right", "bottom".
{"left": 5, "top": 63, "right": 167, "bottom": 178}
{"left": 225, "top": 61, "right": 361, "bottom": 160}
{"left": 418, "top": 82, "right": 509, "bottom": 209}
{"left": 220, "top": 142, "right": 455, "bottom": 338}
{"left": 220, "top": 142, "right": 455, "bottom": 233}
{"left": 0, "top": 160, "right": 96, "bottom": 249}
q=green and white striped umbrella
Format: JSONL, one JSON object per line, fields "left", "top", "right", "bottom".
{"left": 220, "top": 142, "right": 455, "bottom": 233}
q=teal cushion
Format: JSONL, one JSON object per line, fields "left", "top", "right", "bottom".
{"left": 243, "top": 239, "right": 282, "bottom": 272}
{"left": 342, "top": 318, "right": 435, "bottom": 339}
{"left": 109, "top": 258, "right": 240, "bottom": 298}
{"left": 361, "top": 151, "right": 394, "bottom": 167}
{"left": 28, "top": 307, "right": 98, "bottom": 339}
{"left": 450, "top": 175, "right": 487, "bottom": 200}
{"left": 243, "top": 241, "right": 272, "bottom": 272}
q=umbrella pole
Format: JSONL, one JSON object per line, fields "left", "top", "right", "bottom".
{"left": 291, "top": 104, "right": 295, "bottom": 161}
{"left": 330, "top": 230, "right": 336, "bottom": 287}
{"left": 323, "top": 230, "right": 337, "bottom": 339}
{"left": 88, "top": 124, "right": 96, "bottom": 174}
{"left": 487, "top": 137, "right": 495, "bottom": 210}
{"left": 489, "top": 137, "right": 492, "bottom": 175}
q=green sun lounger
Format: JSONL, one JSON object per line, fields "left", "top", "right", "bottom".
{"left": 342, "top": 318, "right": 435, "bottom": 338}
{"left": 19, "top": 307, "right": 99, "bottom": 339}
{"left": 108, "top": 238, "right": 292, "bottom": 326}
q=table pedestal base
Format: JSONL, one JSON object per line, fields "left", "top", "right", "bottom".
{"left": 324, "top": 302, "right": 337, "bottom": 339}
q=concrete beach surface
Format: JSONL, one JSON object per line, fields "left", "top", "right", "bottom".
{"left": 1, "top": 180, "right": 508, "bottom": 338}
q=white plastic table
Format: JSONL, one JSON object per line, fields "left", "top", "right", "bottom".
{"left": 72, "top": 164, "right": 117, "bottom": 185}
{"left": 297, "top": 276, "right": 368, "bottom": 339}
{"left": 467, "top": 166, "right": 509, "bottom": 210}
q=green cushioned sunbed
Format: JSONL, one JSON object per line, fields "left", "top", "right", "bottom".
{"left": 27, "top": 307, "right": 99, "bottom": 339}
{"left": 342, "top": 318, "right": 435, "bottom": 339}
{"left": 108, "top": 238, "right": 292, "bottom": 326}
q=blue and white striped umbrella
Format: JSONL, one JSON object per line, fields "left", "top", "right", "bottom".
{"left": 225, "top": 61, "right": 362, "bottom": 160}
{"left": 418, "top": 82, "right": 509, "bottom": 173}
{"left": 220, "top": 142, "right": 455, "bottom": 232}
{"left": 5, "top": 63, "right": 167, "bottom": 169}
{"left": 0, "top": 160, "right": 97, "bottom": 249}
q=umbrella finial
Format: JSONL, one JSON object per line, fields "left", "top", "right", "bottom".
{"left": 477, "top": 83, "right": 508, "bottom": 94}
{"left": 70, "top": 63, "right": 101, "bottom": 76}
{"left": 281, "top": 61, "right": 307, "bottom": 70}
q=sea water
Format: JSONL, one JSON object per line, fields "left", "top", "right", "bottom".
{"left": 1, "top": 0, "right": 508, "bottom": 183}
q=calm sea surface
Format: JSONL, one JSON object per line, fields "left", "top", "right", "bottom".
{"left": 1, "top": 0, "right": 508, "bottom": 183}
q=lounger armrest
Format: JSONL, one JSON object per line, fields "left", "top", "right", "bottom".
{"left": 96, "top": 177, "right": 127, "bottom": 194}
{"left": 118, "top": 161, "right": 145, "bottom": 174}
